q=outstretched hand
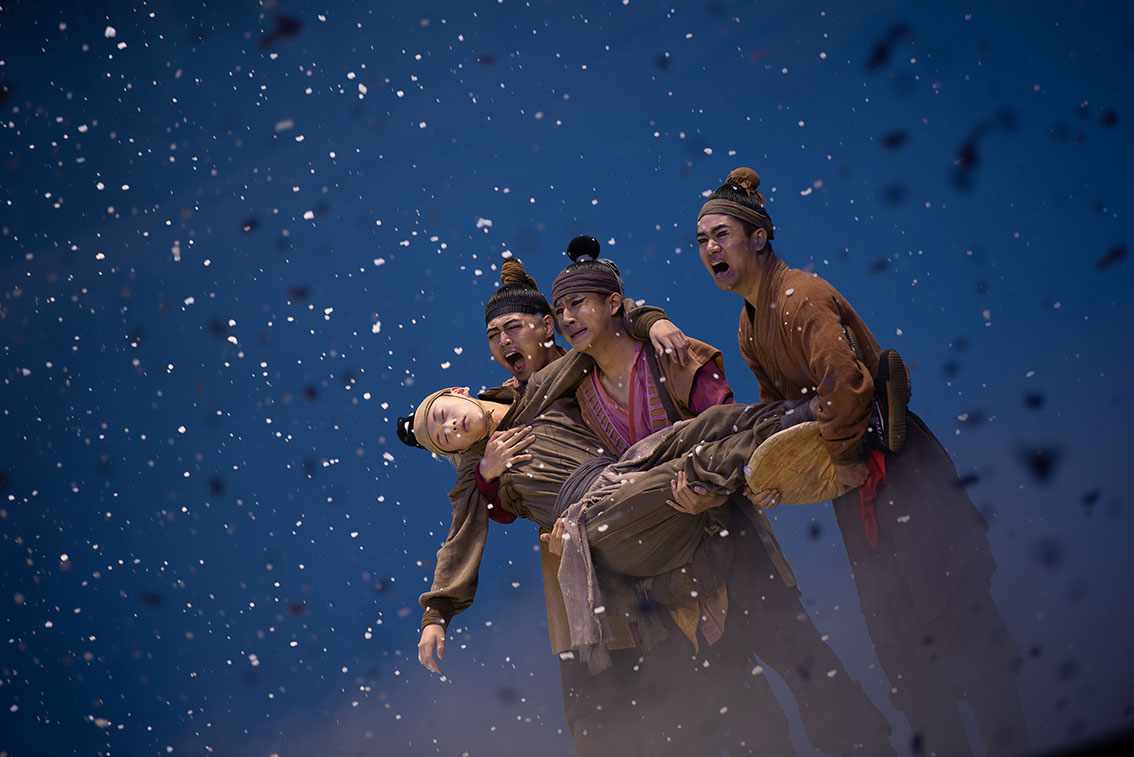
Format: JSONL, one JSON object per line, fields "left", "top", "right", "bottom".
{"left": 478, "top": 425, "right": 535, "bottom": 481}
{"left": 418, "top": 624, "right": 446, "bottom": 674}
{"left": 648, "top": 319, "right": 690, "bottom": 366}
{"left": 539, "top": 518, "right": 570, "bottom": 556}
{"left": 666, "top": 470, "right": 727, "bottom": 514}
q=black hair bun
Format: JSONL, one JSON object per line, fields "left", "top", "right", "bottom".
{"left": 396, "top": 415, "right": 424, "bottom": 449}
{"left": 566, "top": 235, "right": 601, "bottom": 263}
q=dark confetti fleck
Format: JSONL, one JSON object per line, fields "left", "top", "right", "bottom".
{"left": 868, "top": 258, "right": 890, "bottom": 274}
{"left": 0, "top": 83, "right": 11, "bottom": 108}
{"left": 259, "top": 14, "right": 303, "bottom": 50}
{"left": 138, "top": 591, "right": 165, "bottom": 607}
{"left": 1029, "top": 537, "right": 1065, "bottom": 571}
{"left": 959, "top": 409, "right": 987, "bottom": 427}
{"left": 806, "top": 521, "right": 823, "bottom": 540}
{"left": 1028, "top": 645, "right": 1043, "bottom": 658}
{"left": 654, "top": 53, "right": 672, "bottom": 71}
{"left": 1095, "top": 244, "right": 1126, "bottom": 271}
{"left": 1023, "top": 393, "right": 1045, "bottom": 410}
{"left": 910, "top": 732, "right": 925, "bottom": 755}
{"left": 879, "top": 183, "right": 909, "bottom": 206}
{"left": 941, "top": 359, "right": 961, "bottom": 377}
{"left": 996, "top": 107, "right": 1019, "bottom": 132}
{"left": 880, "top": 131, "right": 908, "bottom": 150}
{"left": 287, "top": 602, "right": 307, "bottom": 616}
{"left": 1051, "top": 121, "right": 1071, "bottom": 141}
{"left": 953, "top": 472, "right": 980, "bottom": 489}
{"left": 476, "top": 54, "right": 497, "bottom": 66}
{"left": 496, "top": 686, "right": 519, "bottom": 704}
{"left": 288, "top": 286, "right": 311, "bottom": 301}
{"left": 1021, "top": 445, "right": 1061, "bottom": 483}
{"left": 1100, "top": 109, "right": 1118, "bottom": 127}
{"left": 302, "top": 385, "right": 320, "bottom": 401}
{"left": 207, "top": 318, "right": 227, "bottom": 338}
{"left": 864, "top": 23, "right": 911, "bottom": 72}
{"left": 1057, "top": 659, "right": 1079, "bottom": 682}
{"left": 208, "top": 476, "right": 226, "bottom": 496}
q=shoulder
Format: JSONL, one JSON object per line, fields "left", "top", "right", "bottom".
{"left": 781, "top": 269, "right": 851, "bottom": 321}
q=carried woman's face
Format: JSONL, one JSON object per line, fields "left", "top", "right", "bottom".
{"left": 423, "top": 390, "right": 490, "bottom": 453}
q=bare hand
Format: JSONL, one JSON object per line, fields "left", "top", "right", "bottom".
{"left": 742, "top": 485, "right": 780, "bottom": 509}
{"left": 502, "top": 376, "right": 521, "bottom": 389}
{"left": 418, "top": 624, "right": 446, "bottom": 674}
{"left": 666, "top": 470, "right": 727, "bottom": 514}
{"left": 539, "top": 518, "right": 570, "bottom": 557}
{"left": 478, "top": 426, "right": 535, "bottom": 481}
{"left": 834, "top": 460, "right": 869, "bottom": 490}
{"left": 648, "top": 319, "right": 690, "bottom": 366}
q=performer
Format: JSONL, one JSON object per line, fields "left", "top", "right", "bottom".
{"left": 407, "top": 262, "right": 792, "bottom": 756}
{"left": 545, "top": 237, "right": 895, "bottom": 756}
{"left": 695, "top": 166, "right": 1030, "bottom": 756}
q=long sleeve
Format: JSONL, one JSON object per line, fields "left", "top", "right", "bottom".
{"left": 475, "top": 466, "right": 518, "bottom": 525}
{"left": 419, "top": 446, "right": 492, "bottom": 629}
{"left": 624, "top": 298, "right": 668, "bottom": 342}
{"left": 784, "top": 283, "right": 876, "bottom": 465}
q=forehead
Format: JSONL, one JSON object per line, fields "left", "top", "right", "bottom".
{"left": 427, "top": 394, "right": 466, "bottom": 419}
{"left": 486, "top": 311, "right": 540, "bottom": 332}
{"left": 553, "top": 290, "right": 602, "bottom": 308}
{"left": 697, "top": 213, "right": 743, "bottom": 234}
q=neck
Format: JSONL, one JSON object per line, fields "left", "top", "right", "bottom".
{"left": 738, "top": 251, "right": 779, "bottom": 305}
{"left": 477, "top": 398, "right": 512, "bottom": 436}
{"left": 586, "top": 325, "right": 638, "bottom": 386}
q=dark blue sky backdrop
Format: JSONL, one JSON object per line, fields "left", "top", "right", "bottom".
{"left": 2, "top": 1, "right": 1131, "bottom": 754}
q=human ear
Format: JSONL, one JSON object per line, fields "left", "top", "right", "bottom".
{"left": 750, "top": 228, "right": 767, "bottom": 253}
{"left": 608, "top": 292, "right": 624, "bottom": 316}
{"left": 451, "top": 387, "right": 471, "bottom": 397}
{"left": 541, "top": 314, "right": 555, "bottom": 339}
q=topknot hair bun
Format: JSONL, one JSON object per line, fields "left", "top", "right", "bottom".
{"left": 500, "top": 257, "right": 539, "bottom": 290}
{"left": 566, "top": 235, "right": 601, "bottom": 263}
{"left": 726, "top": 167, "right": 761, "bottom": 195}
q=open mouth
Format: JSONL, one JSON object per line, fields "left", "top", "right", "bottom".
{"left": 710, "top": 260, "right": 730, "bottom": 277}
{"left": 503, "top": 348, "right": 528, "bottom": 373}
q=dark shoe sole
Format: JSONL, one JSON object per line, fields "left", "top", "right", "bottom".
{"left": 877, "top": 349, "right": 910, "bottom": 453}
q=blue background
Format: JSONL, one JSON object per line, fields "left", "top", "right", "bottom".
{"left": 1, "top": 1, "right": 1131, "bottom": 754}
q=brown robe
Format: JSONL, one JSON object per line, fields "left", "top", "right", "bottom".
{"left": 418, "top": 300, "right": 666, "bottom": 648}
{"left": 738, "top": 256, "right": 881, "bottom": 466}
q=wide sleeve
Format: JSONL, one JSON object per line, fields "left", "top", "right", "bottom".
{"left": 419, "top": 447, "right": 492, "bottom": 629}
{"left": 737, "top": 307, "right": 783, "bottom": 402}
{"left": 786, "top": 288, "right": 875, "bottom": 465}
{"left": 624, "top": 297, "right": 668, "bottom": 342}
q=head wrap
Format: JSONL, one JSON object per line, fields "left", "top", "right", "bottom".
{"left": 698, "top": 167, "right": 775, "bottom": 240}
{"left": 550, "top": 235, "right": 625, "bottom": 305}
{"left": 398, "top": 388, "right": 468, "bottom": 465}
{"left": 484, "top": 258, "right": 552, "bottom": 325}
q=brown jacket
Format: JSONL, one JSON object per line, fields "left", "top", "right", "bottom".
{"left": 738, "top": 256, "right": 883, "bottom": 465}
